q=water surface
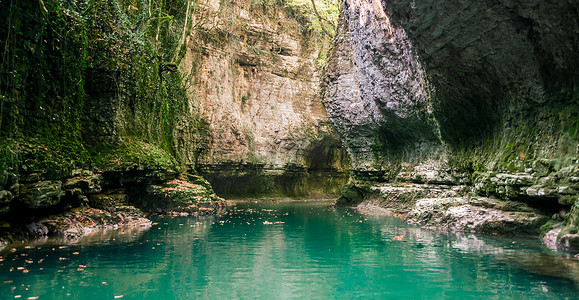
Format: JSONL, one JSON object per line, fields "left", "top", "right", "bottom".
{"left": 1, "top": 200, "right": 577, "bottom": 299}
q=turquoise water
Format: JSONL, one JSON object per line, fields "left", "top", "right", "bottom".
{"left": 0, "top": 200, "right": 577, "bottom": 299}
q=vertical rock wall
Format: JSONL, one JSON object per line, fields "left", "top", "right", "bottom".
{"left": 325, "top": 0, "right": 441, "bottom": 175}
{"left": 181, "top": 0, "right": 349, "bottom": 197}
{"left": 326, "top": 0, "right": 578, "bottom": 249}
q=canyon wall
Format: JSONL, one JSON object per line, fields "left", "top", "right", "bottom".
{"left": 0, "top": 0, "right": 346, "bottom": 246}
{"left": 0, "top": 0, "right": 229, "bottom": 245}
{"left": 326, "top": 0, "right": 578, "bottom": 251}
{"left": 180, "top": 0, "right": 349, "bottom": 197}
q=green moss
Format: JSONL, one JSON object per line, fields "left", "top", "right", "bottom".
{"left": 304, "top": 133, "right": 349, "bottom": 171}
{"left": 334, "top": 180, "right": 371, "bottom": 206}
{"left": 558, "top": 225, "right": 579, "bottom": 241}
{"left": 1, "top": 0, "right": 88, "bottom": 143}
{"left": 241, "top": 92, "right": 251, "bottom": 105}
{"left": 559, "top": 195, "right": 578, "bottom": 206}
{"left": 135, "top": 176, "right": 222, "bottom": 212}
{"left": 445, "top": 90, "right": 577, "bottom": 179}
{"left": 0, "top": 137, "right": 93, "bottom": 187}
{"left": 540, "top": 219, "right": 560, "bottom": 235}
{"left": 89, "top": 138, "right": 178, "bottom": 171}
{"left": 1, "top": 0, "right": 208, "bottom": 172}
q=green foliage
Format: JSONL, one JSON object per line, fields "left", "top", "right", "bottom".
{"left": 539, "top": 219, "right": 559, "bottom": 235}
{"left": 0, "top": 0, "right": 207, "bottom": 170}
{"left": 241, "top": 92, "right": 251, "bottom": 105}
{"left": 246, "top": 0, "right": 339, "bottom": 72}
{"left": 284, "top": 0, "right": 339, "bottom": 38}
{"left": 1, "top": 0, "right": 88, "bottom": 152}
{"left": 285, "top": 0, "right": 339, "bottom": 72}
{"left": 83, "top": 0, "right": 198, "bottom": 159}
{"left": 0, "top": 138, "right": 90, "bottom": 177}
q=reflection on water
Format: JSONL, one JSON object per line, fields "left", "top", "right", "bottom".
{"left": 0, "top": 200, "right": 577, "bottom": 299}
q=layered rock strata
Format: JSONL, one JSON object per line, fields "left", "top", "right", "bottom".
{"left": 180, "top": 0, "right": 349, "bottom": 197}
{"left": 326, "top": 0, "right": 578, "bottom": 251}
{"left": 0, "top": 149, "right": 226, "bottom": 249}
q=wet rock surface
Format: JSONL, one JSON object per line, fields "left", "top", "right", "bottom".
{"left": 19, "top": 181, "right": 64, "bottom": 209}
{"left": 31, "top": 207, "right": 151, "bottom": 240}
{"left": 408, "top": 197, "right": 549, "bottom": 235}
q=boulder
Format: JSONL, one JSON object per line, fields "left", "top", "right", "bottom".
{"left": 408, "top": 197, "right": 549, "bottom": 235}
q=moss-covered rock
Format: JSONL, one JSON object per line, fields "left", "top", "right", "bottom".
{"left": 558, "top": 232, "right": 579, "bottom": 253}
{"left": 140, "top": 176, "right": 226, "bottom": 215}
{"left": 19, "top": 181, "right": 64, "bottom": 209}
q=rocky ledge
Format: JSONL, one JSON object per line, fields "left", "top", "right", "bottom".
{"left": 338, "top": 158, "right": 579, "bottom": 254}
{"left": 26, "top": 206, "right": 151, "bottom": 240}
{"left": 0, "top": 148, "right": 227, "bottom": 251}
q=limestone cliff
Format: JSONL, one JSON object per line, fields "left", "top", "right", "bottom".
{"left": 326, "top": 0, "right": 578, "bottom": 251}
{"left": 180, "top": 0, "right": 349, "bottom": 197}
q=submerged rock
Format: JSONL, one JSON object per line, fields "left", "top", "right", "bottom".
{"left": 501, "top": 253, "right": 579, "bottom": 283}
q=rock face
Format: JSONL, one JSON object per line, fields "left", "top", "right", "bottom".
{"left": 408, "top": 197, "right": 549, "bottom": 235}
{"left": 0, "top": 0, "right": 345, "bottom": 247}
{"left": 180, "top": 0, "right": 349, "bottom": 196}
{"left": 19, "top": 181, "right": 65, "bottom": 209}
{"left": 327, "top": 0, "right": 578, "bottom": 251}
{"left": 325, "top": 3, "right": 439, "bottom": 172}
